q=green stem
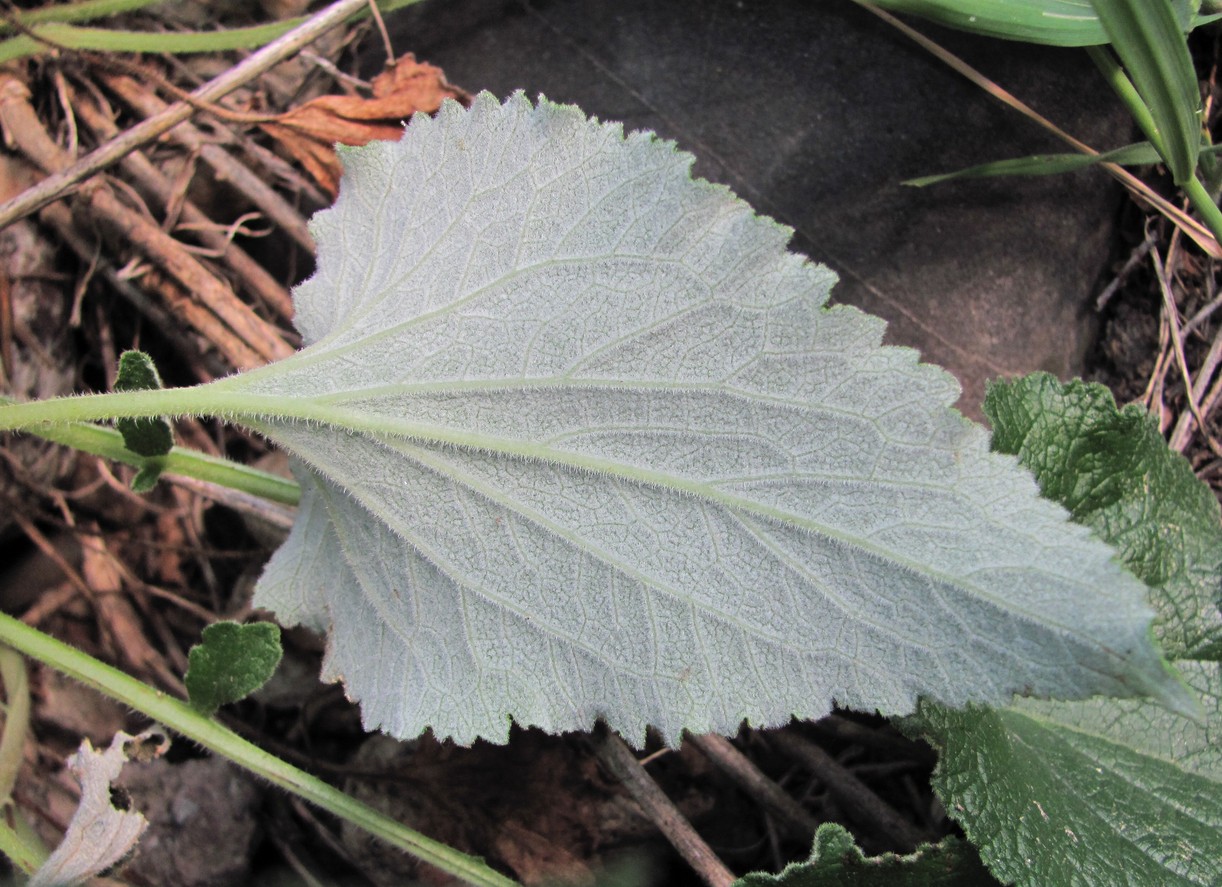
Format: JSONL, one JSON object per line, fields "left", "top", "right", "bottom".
{"left": 0, "top": 613, "right": 519, "bottom": 887}
{"left": 0, "top": 0, "right": 426, "bottom": 64}
{"left": 1089, "top": 44, "right": 1222, "bottom": 247}
{"left": 0, "top": 809, "right": 46, "bottom": 877}
{"left": 0, "top": 648, "right": 30, "bottom": 804}
{"left": 1181, "top": 174, "right": 1222, "bottom": 245}
{"left": 1, "top": 396, "right": 299, "bottom": 506}
{"left": 0, "top": 0, "right": 164, "bottom": 32}
{"left": 1088, "top": 45, "right": 1167, "bottom": 158}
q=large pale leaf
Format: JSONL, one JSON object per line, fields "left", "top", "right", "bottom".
{"left": 202, "top": 92, "right": 1178, "bottom": 745}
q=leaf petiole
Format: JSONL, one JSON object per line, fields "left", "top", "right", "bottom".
{"left": 0, "top": 395, "right": 299, "bottom": 506}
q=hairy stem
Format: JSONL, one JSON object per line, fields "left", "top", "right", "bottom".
{"left": 0, "top": 395, "right": 300, "bottom": 505}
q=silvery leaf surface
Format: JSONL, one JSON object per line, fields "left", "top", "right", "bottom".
{"left": 207, "top": 91, "right": 1180, "bottom": 744}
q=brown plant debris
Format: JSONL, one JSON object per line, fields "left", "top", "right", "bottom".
{"left": 260, "top": 53, "right": 470, "bottom": 197}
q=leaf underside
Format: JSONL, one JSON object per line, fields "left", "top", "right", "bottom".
{"left": 206, "top": 92, "right": 1176, "bottom": 745}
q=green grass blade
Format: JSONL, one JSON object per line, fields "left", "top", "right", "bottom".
{"left": 0, "top": 0, "right": 163, "bottom": 33}
{"left": 865, "top": 0, "right": 1212, "bottom": 46}
{"left": 905, "top": 142, "right": 1163, "bottom": 185}
{"left": 1089, "top": 0, "right": 1201, "bottom": 184}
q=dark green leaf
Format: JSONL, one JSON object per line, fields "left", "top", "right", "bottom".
{"left": 984, "top": 372, "right": 1222, "bottom": 660}
{"left": 185, "top": 621, "right": 282, "bottom": 715}
{"left": 911, "top": 371, "right": 1222, "bottom": 887}
{"left": 916, "top": 662, "right": 1222, "bottom": 887}
{"left": 733, "top": 822, "right": 998, "bottom": 886}
{"left": 129, "top": 463, "right": 164, "bottom": 494}
{"left": 113, "top": 350, "right": 173, "bottom": 460}
{"left": 1090, "top": 0, "right": 1201, "bottom": 183}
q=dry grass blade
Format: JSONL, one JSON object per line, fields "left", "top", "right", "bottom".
{"left": 1151, "top": 245, "right": 1221, "bottom": 454}
{"left": 0, "top": 0, "right": 369, "bottom": 230}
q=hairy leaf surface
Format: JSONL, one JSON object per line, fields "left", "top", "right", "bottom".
{"left": 204, "top": 92, "right": 1177, "bottom": 744}
{"left": 985, "top": 373, "right": 1222, "bottom": 659}
{"left": 919, "top": 662, "right": 1222, "bottom": 887}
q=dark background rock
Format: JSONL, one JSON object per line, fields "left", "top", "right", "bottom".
{"left": 378, "top": 0, "right": 1132, "bottom": 416}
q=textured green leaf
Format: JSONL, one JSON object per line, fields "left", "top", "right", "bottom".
{"left": 185, "top": 621, "right": 282, "bottom": 715}
{"left": 913, "top": 371, "right": 1222, "bottom": 887}
{"left": 984, "top": 373, "right": 1222, "bottom": 660}
{"left": 866, "top": 0, "right": 1212, "bottom": 46}
{"left": 918, "top": 661, "right": 1222, "bottom": 887}
{"left": 129, "top": 463, "right": 163, "bottom": 494}
{"left": 113, "top": 350, "right": 173, "bottom": 460}
{"left": 733, "top": 822, "right": 997, "bottom": 886}
{"left": 184, "top": 92, "right": 1179, "bottom": 745}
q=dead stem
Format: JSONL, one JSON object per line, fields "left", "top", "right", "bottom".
{"left": 767, "top": 729, "right": 930, "bottom": 853}
{"left": 591, "top": 725, "right": 735, "bottom": 887}
{"left": 104, "top": 74, "right": 316, "bottom": 254}
{"left": 69, "top": 88, "right": 296, "bottom": 322}
{"left": 685, "top": 731, "right": 819, "bottom": 841}
{"left": 0, "top": 0, "right": 369, "bottom": 230}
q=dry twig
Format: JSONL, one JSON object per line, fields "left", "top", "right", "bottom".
{"left": 768, "top": 729, "right": 929, "bottom": 852}
{"left": 0, "top": 0, "right": 370, "bottom": 230}
{"left": 0, "top": 75, "right": 290, "bottom": 368}
{"left": 685, "top": 731, "right": 819, "bottom": 841}
{"left": 591, "top": 726, "right": 735, "bottom": 887}
{"left": 103, "top": 74, "right": 317, "bottom": 254}
{"left": 69, "top": 89, "right": 295, "bottom": 322}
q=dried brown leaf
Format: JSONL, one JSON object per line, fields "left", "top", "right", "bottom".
{"left": 260, "top": 54, "right": 469, "bottom": 196}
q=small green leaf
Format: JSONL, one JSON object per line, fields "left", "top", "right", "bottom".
{"left": 113, "top": 351, "right": 173, "bottom": 460}
{"left": 984, "top": 373, "right": 1222, "bottom": 660}
{"left": 129, "top": 463, "right": 164, "bottom": 494}
{"left": 733, "top": 822, "right": 998, "bottom": 886}
{"left": 1090, "top": 0, "right": 1201, "bottom": 184}
{"left": 185, "top": 622, "right": 282, "bottom": 715}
